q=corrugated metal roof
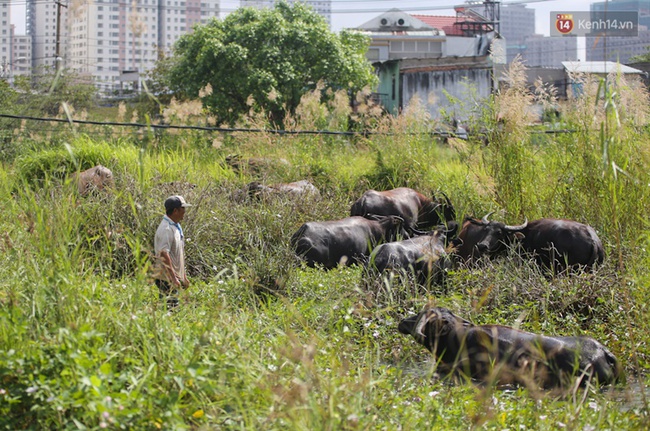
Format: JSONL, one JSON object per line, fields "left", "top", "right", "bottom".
{"left": 562, "top": 61, "right": 644, "bottom": 74}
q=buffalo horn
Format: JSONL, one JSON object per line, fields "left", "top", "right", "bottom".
{"left": 409, "top": 227, "right": 430, "bottom": 236}
{"left": 427, "top": 202, "right": 443, "bottom": 217}
{"left": 440, "top": 191, "right": 453, "bottom": 208}
{"left": 504, "top": 218, "right": 528, "bottom": 232}
{"left": 414, "top": 309, "right": 436, "bottom": 338}
{"left": 481, "top": 211, "right": 495, "bottom": 224}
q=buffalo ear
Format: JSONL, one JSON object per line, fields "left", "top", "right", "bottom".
{"left": 513, "top": 232, "right": 525, "bottom": 240}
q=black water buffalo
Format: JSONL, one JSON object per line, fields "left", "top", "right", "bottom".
{"left": 398, "top": 307, "right": 621, "bottom": 388}
{"left": 366, "top": 223, "right": 457, "bottom": 285}
{"left": 245, "top": 180, "right": 320, "bottom": 200}
{"left": 452, "top": 214, "right": 605, "bottom": 272}
{"left": 451, "top": 213, "right": 527, "bottom": 262}
{"left": 290, "top": 215, "right": 407, "bottom": 269}
{"left": 350, "top": 187, "right": 455, "bottom": 230}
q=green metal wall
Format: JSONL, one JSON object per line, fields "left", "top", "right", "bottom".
{"left": 375, "top": 61, "right": 400, "bottom": 115}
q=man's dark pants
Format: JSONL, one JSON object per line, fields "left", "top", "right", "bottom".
{"left": 155, "top": 279, "right": 179, "bottom": 310}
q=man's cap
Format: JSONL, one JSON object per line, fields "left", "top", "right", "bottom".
{"left": 165, "top": 195, "right": 192, "bottom": 212}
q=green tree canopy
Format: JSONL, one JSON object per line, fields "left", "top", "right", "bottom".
{"left": 165, "top": 1, "right": 377, "bottom": 126}
{"left": 629, "top": 46, "right": 650, "bottom": 63}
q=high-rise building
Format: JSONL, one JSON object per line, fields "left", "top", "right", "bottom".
{"left": 159, "top": 0, "right": 220, "bottom": 52}
{"left": 12, "top": 31, "right": 33, "bottom": 82}
{"left": 498, "top": 4, "right": 536, "bottom": 64}
{"left": 588, "top": 0, "right": 650, "bottom": 63}
{"left": 465, "top": 2, "right": 535, "bottom": 63}
{"left": 522, "top": 34, "right": 578, "bottom": 68}
{"left": 587, "top": 30, "right": 650, "bottom": 63}
{"left": 1, "top": 0, "right": 11, "bottom": 69}
{"left": 240, "top": 0, "right": 332, "bottom": 26}
{"left": 67, "top": 0, "right": 161, "bottom": 91}
{"left": 591, "top": 0, "right": 650, "bottom": 27}
{"left": 26, "top": 0, "right": 68, "bottom": 71}
{"left": 21, "top": 0, "right": 220, "bottom": 93}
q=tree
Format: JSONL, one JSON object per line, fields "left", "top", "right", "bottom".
{"left": 629, "top": 46, "right": 650, "bottom": 63}
{"left": 18, "top": 66, "right": 98, "bottom": 116}
{"left": 165, "top": 1, "right": 377, "bottom": 126}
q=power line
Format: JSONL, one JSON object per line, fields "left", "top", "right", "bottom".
{"left": 0, "top": 113, "right": 578, "bottom": 137}
{"left": 0, "top": 113, "right": 364, "bottom": 136}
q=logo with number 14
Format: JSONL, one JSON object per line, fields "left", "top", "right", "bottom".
{"left": 556, "top": 14, "right": 574, "bottom": 34}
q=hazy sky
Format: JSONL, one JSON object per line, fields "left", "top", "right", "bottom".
{"left": 11, "top": 0, "right": 598, "bottom": 36}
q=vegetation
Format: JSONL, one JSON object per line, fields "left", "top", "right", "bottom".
{"left": 164, "top": 1, "right": 377, "bottom": 126}
{"left": 13, "top": 66, "right": 99, "bottom": 116}
{"left": 1, "top": 61, "right": 650, "bottom": 429}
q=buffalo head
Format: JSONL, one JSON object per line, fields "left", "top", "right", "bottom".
{"left": 452, "top": 212, "right": 527, "bottom": 261}
{"left": 399, "top": 307, "right": 473, "bottom": 363}
{"left": 366, "top": 213, "right": 408, "bottom": 241}
{"left": 436, "top": 191, "right": 456, "bottom": 224}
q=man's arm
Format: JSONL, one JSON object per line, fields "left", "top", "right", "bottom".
{"left": 159, "top": 250, "right": 181, "bottom": 287}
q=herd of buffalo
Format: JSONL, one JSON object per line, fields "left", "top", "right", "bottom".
{"left": 74, "top": 164, "right": 621, "bottom": 389}
{"left": 287, "top": 185, "right": 619, "bottom": 389}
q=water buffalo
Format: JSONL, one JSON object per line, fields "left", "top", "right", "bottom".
{"left": 225, "top": 154, "right": 291, "bottom": 175}
{"left": 350, "top": 187, "right": 455, "bottom": 231}
{"left": 290, "top": 215, "right": 407, "bottom": 269}
{"left": 398, "top": 307, "right": 621, "bottom": 388}
{"left": 366, "top": 223, "right": 457, "bottom": 286}
{"left": 245, "top": 180, "right": 320, "bottom": 200}
{"left": 452, "top": 214, "right": 605, "bottom": 272}
{"left": 73, "top": 164, "right": 114, "bottom": 196}
{"left": 451, "top": 213, "right": 527, "bottom": 262}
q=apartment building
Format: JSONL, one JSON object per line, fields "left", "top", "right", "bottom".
{"left": 12, "top": 32, "right": 32, "bottom": 81}
{"left": 587, "top": 0, "right": 650, "bottom": 63}
{"left": 587, "top": 30, "right": 650, "bottom": 63}
{"left": 522, "top": 34, "right": 578, "bottom": 68}
{"left": 15, "top": 0, "right": 220, "bottom": 93}
{"left": 26, "top": 0, "right": 68, "bottom": 71}
{"left": 65, "top": 0, "right": 219, "bottom": 92}
{"left": 1, "top": 0, "right": 10, "bottom": 69}
{"left": 499, "top": 4, "right": 535, "bottom": 63}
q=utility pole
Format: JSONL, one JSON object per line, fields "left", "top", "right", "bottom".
{"left": 55, "top": 0, "right": 68, "bottom": 71}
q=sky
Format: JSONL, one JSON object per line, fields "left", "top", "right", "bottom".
{"left": 11, "top": 0, "right": 598, "bottom": 37}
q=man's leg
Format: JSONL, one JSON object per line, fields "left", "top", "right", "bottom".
{"left": 155, "top": 279, "right": 179, "bottom": 310}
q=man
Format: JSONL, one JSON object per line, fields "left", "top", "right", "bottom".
{"left": 154, "top": 195, "right": 191, "bottom": 309}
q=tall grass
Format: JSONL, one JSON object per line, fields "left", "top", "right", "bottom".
{"left": 1, "top": 67, "right": 650, "bottom": 429}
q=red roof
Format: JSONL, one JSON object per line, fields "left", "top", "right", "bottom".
{"left": 412, "top": 15, "right": 468, "bottom": 36}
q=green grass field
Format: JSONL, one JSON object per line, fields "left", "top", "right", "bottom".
{"left": 1, "top": 70, "right": 650, "bottom": 429}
